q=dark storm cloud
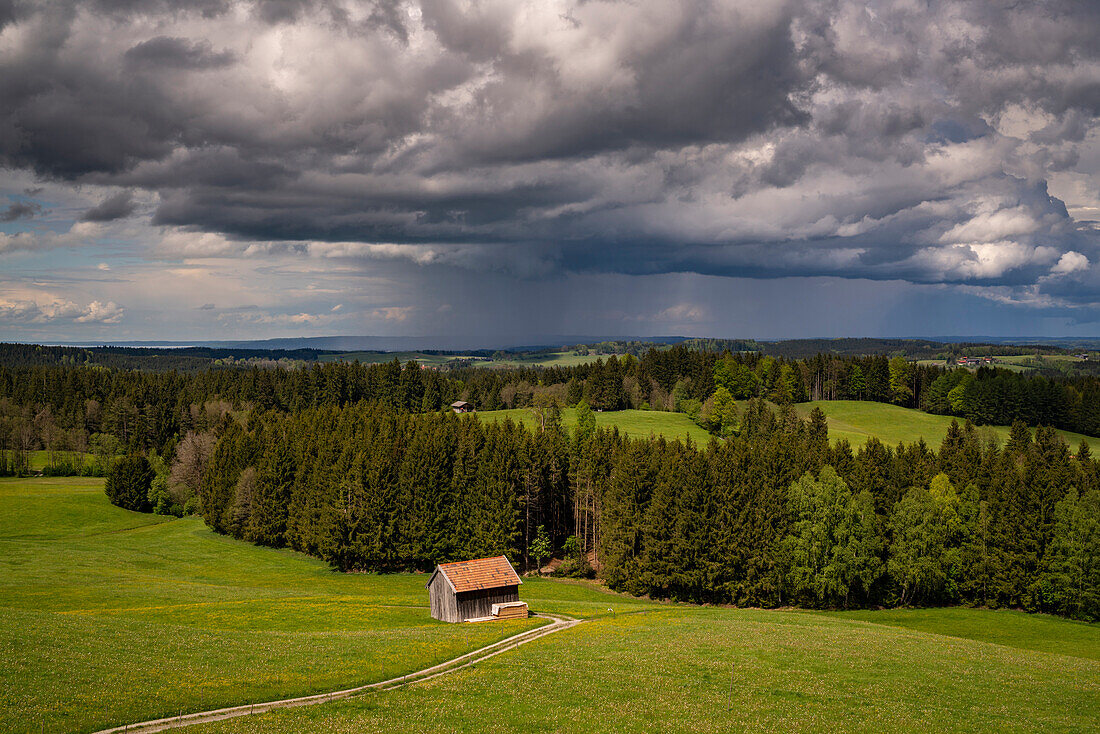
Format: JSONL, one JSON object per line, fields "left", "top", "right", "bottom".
{"left": 86, "top": 0, "right": 231, "bottom": 17}
{"left": 111, "top": 148, "right": 297, "bottom": 191}
{"left": 2, "top": 0, "right": 1100, "bottom": 307}
{"left": 0, "top": 0, "right": 19, "bottom": 29}
{"left": 0, "top": 200, "right": 43, "bottom": 222}
{"left": 79, "top": 190, "right": 136, "bottom": 222}
{"left": 251, "top": 0, "right": 304, "bottom": 24}
{"left": 0, "top": 9, "right": 179, "bottom": 178}
{"left": 417, "top": 0, "right": 805, "bottom": 163}
{"left": 124, "top": 37, "right": 237, "bottom": 70}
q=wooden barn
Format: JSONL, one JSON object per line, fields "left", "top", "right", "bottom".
{"left": 425, "top": 556, "right": 526, "bottom": 623}
{"left": 451, "top": 400, "right": 473, "bottom": 414}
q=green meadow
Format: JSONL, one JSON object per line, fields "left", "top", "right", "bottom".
{"left": 826, "top": 607, "right": 1100, "bottom": 661}
{"left": 474, "top": 352, "right": 613, "bottom": 368}
{"left": 316, "top": 351, "right": 458, "bottom": 366}
{"left": 3, "top": 478, "right": 1099, "bottom": 733}
{"left": 792, "top": 400, "right": 1097, "bottom": 449}
{"left": 1, "top": 478, "right": 642, "bottom": 733}
{"left": 24, "top": 450, "right": 94, "bottom": 472}
{"left": 915, "top": 354, "right": 1091, "bottom": 374}
{"left": 476, "top": 407, "right": 714, "bottom": 444}
{"left": 190, "top": 605, "right": 1100, "bottom": 734}
{"left": 481, "top": 400, "right": 1097, "bottom": 451}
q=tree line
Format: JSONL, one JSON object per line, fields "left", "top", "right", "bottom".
{"left": 3, "top": 344, "right": 1100, "bottom": 475}
{"left": 4, "top": 341, "right": 1093, "bottom": 619}
{"left": 0, "top": 341, "right": 324, "bottom": 371}
{"left": 161, "top": 399, "right": 1100, "bottom": 621}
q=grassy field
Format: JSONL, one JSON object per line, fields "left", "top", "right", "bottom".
{"left": 316, "top": 351, "right": 458, "bottom": 366}
{"left": 1, "top": 478, "right": 651, "bottom": 734}
{"left": 189, "top": 604, "right": 1100, "bottom": 733}
{"left": 826, "top": 607, "right": 1100, "bottom": 661}
{"left": 993, "top": 354, "right": 1095, "bottom": 374}
{"left": 916, "top": 354, "right": 1091, "bottom": 374}
{"left": 477, "top": 352, "right": 615, "bottom": 368}
{"left": 25, "top": 450, "right": 94, "bottom": 472}
{"left": 792, "top": 400, "right": 1097, "bottom": 449}
{"left": 476, "top": 407, "right": 714, "bottom": 444}
{"left": 3, "top": 478, "right": 1099, "bottom": 732}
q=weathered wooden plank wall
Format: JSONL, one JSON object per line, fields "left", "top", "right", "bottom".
{"left": 456, "top": 585, "right": 520, "bottom": 620}
{"left": 428, "top": 574, "right": 461, "bottom": 622}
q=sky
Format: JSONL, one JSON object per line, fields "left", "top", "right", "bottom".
{"left": 2, "top": 0, "right": 1100, "bottom": 343}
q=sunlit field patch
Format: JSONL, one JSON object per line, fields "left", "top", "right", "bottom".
{"left": 4, "top": 478, "right": 1098, "bottom": 734}
{"left": 825, "top": 607, "right": 1100, "bottom": 661}
{"left": 0, "top": 478, "right": 558, "bottom": 733}
{"left": 80, "top": 596, "right": 439, "bottom": 632}
{"left": 477, "top": 407, "right": 713, "bottom": 444}
{"left": 792, "top": 400, "right": 1096, "bottom": 448}
{"left": 189, "top": 608, "right": 1100, "bottom": 734}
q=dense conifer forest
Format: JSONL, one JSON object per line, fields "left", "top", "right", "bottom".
{"left": 1, "top": 341, "right": 1098, "bottom": 620}
{"left": 194, "top": 401, "right": 1100, "bottom": 620}
{"left": 4, "top": 342, "right": 1100, "bottom": 454}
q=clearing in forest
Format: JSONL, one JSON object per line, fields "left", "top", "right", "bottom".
{"left": 793, "top": 400, "right": 1097, "bottom": 449}
{"left": 476, "top": 407, "right": 713, "bottom": 444}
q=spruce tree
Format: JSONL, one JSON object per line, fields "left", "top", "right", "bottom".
{"left": 104, "top": 455, "right": 155, "bottom": 512}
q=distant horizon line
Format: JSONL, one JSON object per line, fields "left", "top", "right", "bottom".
{"left": 6, "top": 333, "right": 1100, "bottom": 351}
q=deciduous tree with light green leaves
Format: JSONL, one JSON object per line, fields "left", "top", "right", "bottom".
{"left": 711, "top": 387, "right": 739, "bottom": 436}
{"left": 830, "top": 488, "right": 885, "bottom": 605}
{"left": 530, "top": 525, "right": 553, "bottom": 574}
{"left": 947, "top": 373, "right": 974, "bottom": 414}
{"left": 773, "top": 363, "right": 806, "bottom": 404}
{"left": 889, "top": 473, "right": 965, "bottom": 605}
{"left": 888, "top": 356, "right": 914, "bottom": 405}
{"left": 529, "top": 393, "right": 562, "bottom": 432}
{"left": 776, "top": 466, "right": 884, "bottom": 607}
{"left": 714, "top": 356, "right": 759, "bottom": 399}
{"left": 1036, "top": 487, "right": 1100, "bottom": 620}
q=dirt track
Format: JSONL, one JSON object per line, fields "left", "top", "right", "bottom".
{"left": 90, "top": 613, "right": 581, "bottom": 734}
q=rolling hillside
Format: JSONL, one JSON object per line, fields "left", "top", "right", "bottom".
{"left": 0, "top": 478, "right": 554, "bottom": 733}
{"left": 481, "top": 401, "right": 1097, "bottom": 451}
{"left": 189, "top": 608, "right": 1100, "bottom": 733}
{"left": 476, "top": 407, "right": 714, "bottom": 444}
{"left": 3, "top": 478, "right": 1098, "bottom": 733}
{"left": 319, "top": 350, "right": 616, "bottom": 368}
{"left": 792, "top": 400, "right": 1097, "bottom": 449}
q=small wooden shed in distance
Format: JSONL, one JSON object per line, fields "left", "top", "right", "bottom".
{"left": 451, "top": 400, "right": 473, "bottom": 414}
{"left": 426, "top": 555, "right": 526, "bottom": 623}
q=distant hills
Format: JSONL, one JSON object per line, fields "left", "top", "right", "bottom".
{"left": 34, "top": 334, "right": 1100, "bottom": 352}
{"left": 922, "top": 336, "right": 1100, "bottom": 350}
{"left": 39, "top": 335, "right": 696, "bottom": 352}
{"left": 10, "top": 335, "right": 1100, "bottom": 367}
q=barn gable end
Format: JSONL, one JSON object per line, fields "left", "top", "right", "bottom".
{"left": 426, "top": 567, "right": 461, "bottom": 623}
{"left": 426, "top": 556, "right": 522, "bottom": 623}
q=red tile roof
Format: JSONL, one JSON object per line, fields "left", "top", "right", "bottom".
{"left": 434, "top": 555, "right": 522, "bottom": 593}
